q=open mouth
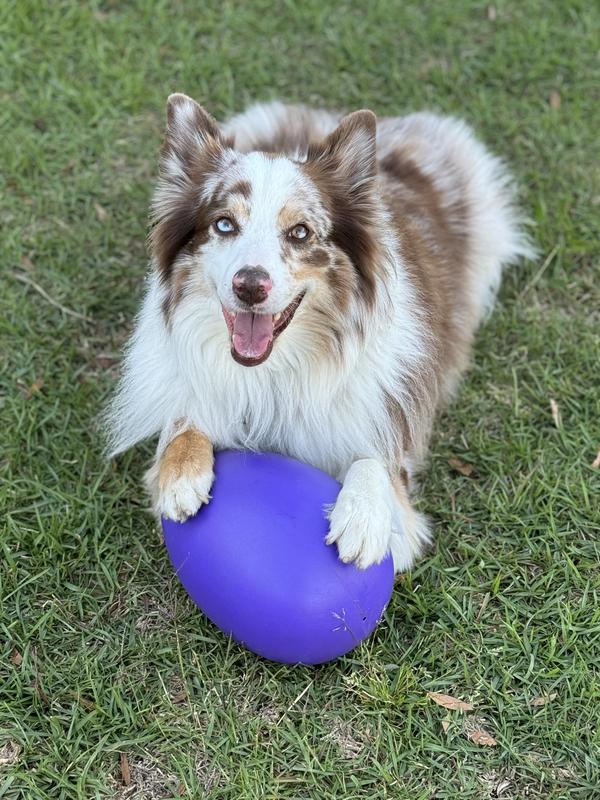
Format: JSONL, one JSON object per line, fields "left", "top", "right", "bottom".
{"left": 221, "top": 294, "right": 304, "bottom": 367}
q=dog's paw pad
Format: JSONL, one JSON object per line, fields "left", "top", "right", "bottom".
{"left": 159, "top": 470, "right": 214, "bottom": 522}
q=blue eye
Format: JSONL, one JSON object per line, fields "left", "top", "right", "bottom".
{"left": 289, "top": 224, "right": 310, "bottom": 241}
{"left": 214, "top": 217, "right": 236, "bottom": 234}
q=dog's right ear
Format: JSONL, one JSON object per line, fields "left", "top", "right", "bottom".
{"left": 151, "top": 95, "right": 228, "bottom": 280}
{"left": 163, "top": 93, "right": 225, "bottom": 169}
{"left": 166, "top": 93, "right": 222, "bottom": 144}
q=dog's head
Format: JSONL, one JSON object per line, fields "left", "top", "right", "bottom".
{"left": 151, "top": 94, "right": 385, "bottom": 367}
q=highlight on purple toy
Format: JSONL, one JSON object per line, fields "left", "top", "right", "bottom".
{"left": 162, "top": 450, "right": 394, "bottom": 665}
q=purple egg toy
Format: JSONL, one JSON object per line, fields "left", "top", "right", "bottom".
{"left": 162, "top": 450, "right": 394, "bottom": 665}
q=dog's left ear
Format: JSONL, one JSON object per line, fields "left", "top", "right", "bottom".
{"left": 307, "top": 110, "right": 377, "bottom": 190}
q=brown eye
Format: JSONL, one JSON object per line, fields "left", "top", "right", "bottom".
{"left": 214, "top": 217, "right": 237, "bottom": 235}
{"left": 289, "top": 223, "right": 310, "bottom": 241}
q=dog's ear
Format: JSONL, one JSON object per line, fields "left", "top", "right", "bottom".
{"left": 307, "top": 110, "right": 377, "bottom": 190}
{"left": 304, "top": 111, "right": 382, "bottom": 303}
{"left": 163, "top": 93, "right": 225, "bottom": 168}
{"left": 150, "top": 95, "right": 228, "bottom": 280}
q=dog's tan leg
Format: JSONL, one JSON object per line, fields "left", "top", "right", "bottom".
{"left": 145, "top": 428, "right": 214, "bottom": 521}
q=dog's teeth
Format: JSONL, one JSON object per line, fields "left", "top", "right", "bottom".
{"left": 274, "top": 313, "right": 282, "bottom": 322}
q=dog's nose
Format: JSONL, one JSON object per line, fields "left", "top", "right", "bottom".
{"left": 232, "top": 266, "right": 273, "bottom": 306}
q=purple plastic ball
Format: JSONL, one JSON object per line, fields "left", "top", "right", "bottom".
{"left": 162, "top": 450, "right": 394, "bottom": 665}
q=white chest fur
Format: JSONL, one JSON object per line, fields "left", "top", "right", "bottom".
{"left": 107, "top": 271, "right": 423, "bottom": 480}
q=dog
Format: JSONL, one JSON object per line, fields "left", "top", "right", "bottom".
{"left": 104, "top": 93, "right": 532, "bottom": 572}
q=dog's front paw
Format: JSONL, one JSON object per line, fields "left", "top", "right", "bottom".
{"left": 146, "top": 429, "right": 215, "bottom": 523}
{"left": 326, "top": 478, "right": 392, "bottom": 569}
{"left": 158, "top": 469, "right": 214, "bottom": 522}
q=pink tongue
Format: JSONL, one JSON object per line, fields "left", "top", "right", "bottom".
{"left": 232, "top": 311, "right": 274, "bottom": 359}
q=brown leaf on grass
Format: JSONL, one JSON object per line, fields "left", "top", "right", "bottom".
{"left": 26, "top": 377, "right": 45, "bottom": 398}
{"left": 21, "top": 255, "right": 34, "bottom": 271}
{"left": 532, "top": 692, "right": 557, "bottom": 707}
{"left": 487, "top": 5, "right": 497, "bottom": 21}
{"left": 95, "top": 352, "right": 119, "bottom": 370}
{"left": 94, "top": 202, "right": 108, "bottom": 222}
{"left": 549, "top": 90, "right": 561, "bottom": 109}
{"left": 441, "top": 719, "right": 451, "bottom": 733}
{"left": 120, "top": 752, "right": 131, "bottom": 786}
{"left": 426, "top": 691, "right": 474, "bottom": 712}
{"left": 464, "top": 716, "right": 497, "bottom": 746}
{"left": 467, "top": 727, "right": 497, "bottom": 746}
{"left": 550, "top": 398, "right": 561, "bottom": 428}
{"left": 448, "top": 457, "right": 474, "bottom": 477}
{"left": 10, "top": 648, "right": 22, "bottom": 666}
{"left": 592, "top": 449, "right": 600, "bottom": 469}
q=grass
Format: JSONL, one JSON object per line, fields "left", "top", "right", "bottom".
{"left": 1, "top": 0, "right": 599, "bottom": 797}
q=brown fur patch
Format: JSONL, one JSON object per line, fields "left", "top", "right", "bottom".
{"left": 291, "top": 248, "right": 332, "bottom": 292}
{"left": 398, "top": 466, "right": 409, "bottom": 488}
{"left": 379, "top": 152, "right": 468, "bottom": 269}
{"left": 228, "top": 179, "right": 252, "bottom": 199}
{"left": 303, "top": 246, "right": 330, "bottom": 269}
{"left": 402, "top": 223, "right": 471, "bottom": 401}
{"left": 150, "top": 97, "right": 238, "bottom": 283}
{"left": 377, "top": 149, "right": 476, "bottom": 462}
{"left": 158, "top": 429, "right": 213, "bottom": 489}
{"left": 303, "top": 113, "right": 383, "bottom": 308}
{"left": 278, "top": 204, "right": 304, "bottom": 232}
{"left": 150, "top": 137, "right": 226, "bottom": 282}
{"left": 303, "top": 172, "right": 381, "bottom": 306}
{"left": 161, "top": 264, "right": 192, "bottom": 324}
{"left": 324, "top": 253, "right": 355, "bottom": 313}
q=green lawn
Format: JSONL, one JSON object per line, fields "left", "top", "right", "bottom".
{"left": 1, "top": 1, "right": 599, "bottom": 798}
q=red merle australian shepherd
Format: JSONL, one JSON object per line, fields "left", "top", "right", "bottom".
{"left": 105, "top": 93, "right": 532, "bottom": 571}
